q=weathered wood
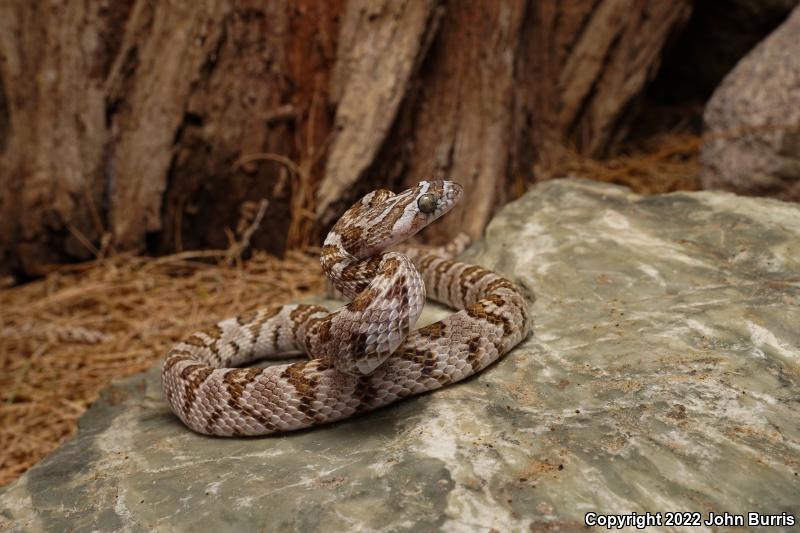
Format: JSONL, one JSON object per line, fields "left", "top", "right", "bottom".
{"left": 0, "top": 0, "right": 341, "bottom": 275}
{"left": 316, "top": 0, "right": 441, "bottom": 227}
{"left": 157, "top": 0, "right": 342, "bottom": 254}
{"left": 557, "top": 0, "right": 693, "bottom": 154}
{"left": 105, "top": 1, "right": 229, "bottom": 250}
{"left": 393, "top": 0, "right": 529, "bottom": 241}
{"left": 318, "top": 0, "right": 691, "bottom": 242}
{"left": 0, "top": 0, "right": 692, "bottom": 276}
{"left": 513, "top": 0, "right": 691, "bottom": 176}
{"left": 0, "top": 1, "right": 123, "bottom": 273}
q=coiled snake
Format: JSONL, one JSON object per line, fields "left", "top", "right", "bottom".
{"left": 162, "top": 180, "right": 529, "bottom": 436}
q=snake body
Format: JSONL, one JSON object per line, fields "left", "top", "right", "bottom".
{"left": 162, "top": 181, "right": 529, "bottom": 436}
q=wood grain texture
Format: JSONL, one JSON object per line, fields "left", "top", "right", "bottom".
{"left": 317, "top": 0, "right": 441, "bottom": 226}
{"left": 0, "top": 0, "right": 692, "bottom": 276}
{"left": 0, "top": 0, "right": 342, "bottom": 275}
{"left": 0, "top": 0, "right": 128, "bottom": 272}
{"left": 317, "top": 0, "right": 691, "bottom": 244}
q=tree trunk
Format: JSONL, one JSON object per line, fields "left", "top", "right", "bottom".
{"left": 0, "top": 0, "right": 340, "bottom": 276}
{"left": 0, "top": 0, "right": 690, "bottom": 277}
{"left": 319, "top": 0, "right": 692, "bottom": 242}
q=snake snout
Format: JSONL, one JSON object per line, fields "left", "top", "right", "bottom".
{"left": 443, "top": 180, "right": 464, "bottom": 206}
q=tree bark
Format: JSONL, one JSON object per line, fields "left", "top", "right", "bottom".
{"left": 0, "top": 0, "right": 340, "bottom": 276}
{"left": 319, "top": 0, "right": 692, "bottom": 242}
{"left": 0, "top": 1, "right": 126, "bottom": 274}
{"left": 0, "top": 0, "right": 691, "bottom": 277}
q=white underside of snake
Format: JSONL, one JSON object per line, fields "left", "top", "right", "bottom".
{"left": 162, "top": 180, "right": 529, "bottom": 436}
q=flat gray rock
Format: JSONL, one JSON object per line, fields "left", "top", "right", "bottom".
{"left": 2, "top": 178, "right": 799, "bottom": 532}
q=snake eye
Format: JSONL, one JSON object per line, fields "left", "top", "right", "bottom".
{"left": 417, "top": 193, "right": 438, "bottom": 214}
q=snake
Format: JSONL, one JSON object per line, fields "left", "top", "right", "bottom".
{"left": 162, "top": 180, "right": 530, "bottom": 436}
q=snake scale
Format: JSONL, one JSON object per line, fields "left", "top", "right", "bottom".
{"left": 162, "top": 180, "right": 529, "bottom": 436}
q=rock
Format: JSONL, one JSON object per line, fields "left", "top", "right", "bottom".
{"left": 2, "top": 178, "right": 799, "bottom": 531}
{"left": 700, "top": 5, "right": 800, "bottom": 200}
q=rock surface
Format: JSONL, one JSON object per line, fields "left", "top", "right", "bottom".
{"left": 700, "top": 5, "right": 800, "bottom": 200}
{"left": 2, "top": 179, "right": 799, "bottom": 531}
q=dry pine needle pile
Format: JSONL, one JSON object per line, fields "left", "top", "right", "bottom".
{"left": 0, "top": 249, "right": 324, "bottom": 487}
{"left": 543, "top": 132, "right": 702, "bottom": 194}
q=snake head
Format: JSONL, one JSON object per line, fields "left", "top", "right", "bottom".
{"left": 392, "top": 179, "right": 463, "bottom": 227}
{"left": 327, "top": 180, "right": 464, "bottom": 259}
{"left": 368, "top": 180, "right": 464, "bottom": 251}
